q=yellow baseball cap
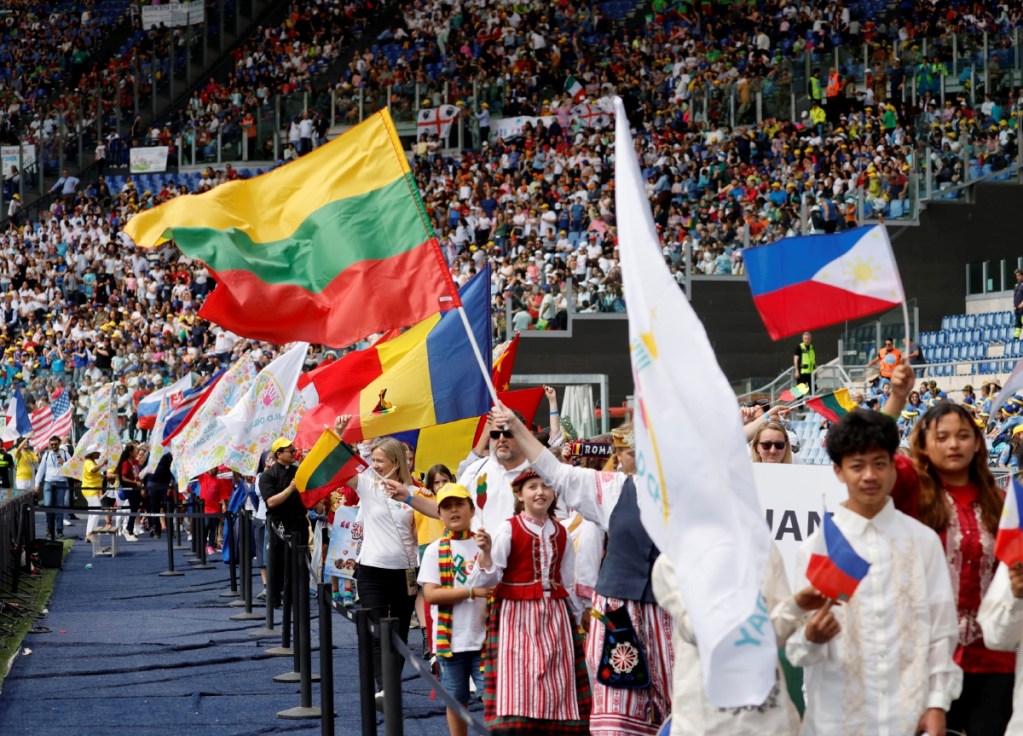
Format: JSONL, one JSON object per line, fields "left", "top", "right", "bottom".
{"left": 271, "top": 437, "right": 295, "bottom": 453}
{"left": 436, "top": 483, "right": 472, "bottom": 507}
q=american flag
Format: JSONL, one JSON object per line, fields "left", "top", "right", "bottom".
{"left": 30, "top": 389, "right": 74, "bottom": 451}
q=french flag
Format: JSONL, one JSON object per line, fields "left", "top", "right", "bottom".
{"left": 806, "top": 511, "right": 871, "bottom": 602}
{"left": 744, "top": 225, "right": 905, "bottom": 340}
{"left": 1, "top": 388, "right": 32, "bottom": 448}
{"left": 995, "top": 477, "right": 1023, "bottom": 567}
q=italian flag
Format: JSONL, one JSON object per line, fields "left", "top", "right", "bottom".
{"left": 565, "top": 75, "right": 585, "bottom": 102}
{"left": 124, "top": 110, "right": 461, "bottom": 348}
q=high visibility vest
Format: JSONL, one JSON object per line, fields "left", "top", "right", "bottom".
{"left": 799, "top": 344, "right": 816, "bottom": 374}
{"left": 826, "top": 72, "right": 841, "bottom": 97}
{"left": 809, "top": 77, "right": 822, "bottom": 101}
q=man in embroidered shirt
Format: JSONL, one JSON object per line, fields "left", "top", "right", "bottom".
{"left": 786, "top": 410, "right": 961, "bottom": 735}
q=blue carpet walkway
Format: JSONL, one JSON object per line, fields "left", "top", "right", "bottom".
{"left": 0, "top": 523, "right": 467, "bottom": 736}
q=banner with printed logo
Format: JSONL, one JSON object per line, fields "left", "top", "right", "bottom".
{"left": 491, "top": 115, "right": 556, "bottom": 142}
{"left": 1, "top": 145, "right": 37, "bottom": 178}
{"left": 141, "top": 0, "right": 205, "bottom": 29}
{"left": 129, "top": 146, "right": 169, "bottom": 173}
{"left": 324, "top": 505, "right": 361, "bottom": 580}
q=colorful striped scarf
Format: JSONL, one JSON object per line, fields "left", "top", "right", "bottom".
{"left": 435, "top": 528, "right": 473, "bottom": 658}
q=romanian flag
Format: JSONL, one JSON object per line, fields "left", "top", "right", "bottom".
{"left": 295, "top": 430, "right": 368, "bottom": 509}
{"left": 806, "top": 388, "right": 858, "bottom": 423}
{"left": 995, "top": 477, "right": 1023, "bottom": 567}
{"left": 394, "top": 387, "right": 545, "bottom": 475}
{"left": 492, "top": 333, "right": 520, "bottom": 392}
{"left": 806, "top": 511, "right": 871, "bottom": 602}
{"left": 778, "top": 383, "right": 809, "bottom": 402}
{"left": 295, "top": 267, "right": 492, "bottom": 448}
{"left": 123, "top": 110, "right": 461, "bottom": 348}
{"left": 744, "top": 225, "right": 905, "bottom": 340}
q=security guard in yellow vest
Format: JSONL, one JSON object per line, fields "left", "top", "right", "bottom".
{"left": 794, "top": 331, "right": 816, "bottom": 387}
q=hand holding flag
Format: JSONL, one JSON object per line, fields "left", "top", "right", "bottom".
{"left": 294, "top": 429, "right": 368, "bottom": 509}
{"left": 806, "top": 511, "right": 871, "bottom": 602}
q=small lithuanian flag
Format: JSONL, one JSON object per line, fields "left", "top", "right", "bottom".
{"left": 295, "top": 430, "right": 367, "bottom": 509}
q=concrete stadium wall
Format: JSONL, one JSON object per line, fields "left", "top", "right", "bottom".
{"left": 513, "top": 181, "right": 1023, "bottom": 405}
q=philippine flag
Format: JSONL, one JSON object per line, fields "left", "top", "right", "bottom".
{"left": 744, "top": 225, "right": 905, "bottom": 340}
{"left": 995, "top": 477, "right": 1023, "bottom": 567}
{"left": 806, "top": 511, "right": 871, "bottom": 602}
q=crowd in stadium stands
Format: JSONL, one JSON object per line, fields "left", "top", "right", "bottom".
{"left": 1, "top": 0, "right": 1023, "bottom": 468}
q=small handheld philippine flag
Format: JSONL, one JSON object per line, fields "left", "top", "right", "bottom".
{"left": 995, "top": 477, "right": 1023, "bottom": 567}
{"left": 806, "top": 510, "right": 871, "bottom": 602}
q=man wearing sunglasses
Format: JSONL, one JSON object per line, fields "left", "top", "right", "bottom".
{"left": 456, "top": 411, "right": 532, "bottom": 530}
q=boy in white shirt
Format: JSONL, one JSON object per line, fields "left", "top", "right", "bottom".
{"left": 417, "top": 483, "right": 491, "bottom": 736}
{"left": 785, "top": 410, "right": 961, "bottom": 735}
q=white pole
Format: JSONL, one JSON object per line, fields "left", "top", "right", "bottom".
{"left": 455, "top": 306, "right": 499, "bottom": 405}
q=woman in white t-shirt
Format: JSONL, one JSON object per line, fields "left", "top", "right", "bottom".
{"left": 338, "top": 422, "right": 420, "bottom": 699}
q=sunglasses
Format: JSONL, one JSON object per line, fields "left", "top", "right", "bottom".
{"left": 758, "top": 441, "right": 786, "bottom": 451}
{"left": 489, "top": 429, "right": 514, "bottom": 440}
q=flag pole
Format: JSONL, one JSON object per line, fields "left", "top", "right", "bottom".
{"left": 455, "top": 306, "right": 500, "bottom": 405}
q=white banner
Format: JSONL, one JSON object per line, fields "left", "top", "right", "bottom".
{"left": 491, "top": 114, "right": 556, "bottom": 142}
{"left": 752, "top": 463, "right": 847, "bottom": 589}
{"left": 129, "top": 146, "right": 169, "bottom": 174}
{"left": 1, "top": 145, "right": 36, "bottom": 177}
{"left": 141, "top": 1, "right": 205, "bottom": 30}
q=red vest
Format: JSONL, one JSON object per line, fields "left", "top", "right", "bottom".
{"left": 495, "top": 515, "right": 569, "bottom": 601}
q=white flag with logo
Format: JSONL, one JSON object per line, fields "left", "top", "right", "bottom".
{"left": 206, "top": 343, "right": 308, "bottom": 478}
{"left": 416, "top": 105, "right": 459, "bottom": 139}
{"left": 613, "top": 96, "right": 776, "bottom": 707}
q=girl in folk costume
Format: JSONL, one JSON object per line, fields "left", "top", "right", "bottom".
{"left": 489, "top": 405, "right": 673, "bottom": 736}
{"left": 885, "top": 367, "right": 1013, "bottom": 736}
{"left": 471, "top": 469, "right": 591, "bottom": 735}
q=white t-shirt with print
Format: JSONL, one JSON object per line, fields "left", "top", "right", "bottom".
{"left": 417, "top": 536, "right": 487, "bottom": 653}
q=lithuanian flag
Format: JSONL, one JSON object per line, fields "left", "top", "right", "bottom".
{"left": 806, "top": 388, "right": 858, "bottom": 423}
{"left": 778, "top": 383, "right": 809, "bottom": 402}
{"left": 123, "top": 110, "right": 461, "bottom": 347}
{"left": 295, "top": 430, "right": 368, "bottom": 509}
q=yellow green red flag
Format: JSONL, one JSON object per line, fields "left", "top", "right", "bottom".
{"left": 123, "top": 110, "right": 460, "bottom": 347}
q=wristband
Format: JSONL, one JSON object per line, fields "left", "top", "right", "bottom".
{"left": 467, "top": 587, "right": 474, "bottom": 600}
{"left": 405, "top": 492, "right": 414, "bottom": 504}
{"left": 550, "top": 410, "right": 560, "bottom": 415}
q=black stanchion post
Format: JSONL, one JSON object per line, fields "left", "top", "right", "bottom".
{"left": 355, "top": 608, "right": 375, "bottom": 736}
{"left": 275, "top": 534, "right": 303, "bottom": 681}
{"left": 266, "top": 527, "right": 293, "bottom": 656}
{"left": 184, "top": 496, "right": 197, "bottom": 557}
{"left": 191, "top": 508, "right": 215, "bottom": 570}
{"left": 248, "top": 511, "right": 278, "bottom": 634}
{"left": 318, "top": 583, "right": 335, "bottom": 736}
{"left": 230, "top": 511, "right": 262, "bottom": 620}
{"left": 159, "top": 505, "right": 183, "bottom": 576}
{"left": 380, "top": 618, "right": 404, "bottom": 736}
{"left": 277, "top": 544, "right": 320, "bottom": 719}
{"left": 170, "top": 488, "right": 186, "bottom": 550}
{"left": 220, "top": 511, "right": 239, "bottom": 597}
{"left": 229, "top": 511, "right": 250, "bottom": 608}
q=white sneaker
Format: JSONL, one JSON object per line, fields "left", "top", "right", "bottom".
{"left": 122, "top": 533, "right": 138, "bottom": 542}
{"left": 374, "top": 690, "right": 384, "bottom": 712}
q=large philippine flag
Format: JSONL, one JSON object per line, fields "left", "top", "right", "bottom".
{"left": 995, "top": 476, "right": 1023, "bottom": 567}
{"left": 807, "top": 510, "right": 871, "bottom": 602}
{"left": 744, "top": 225, "right": 905, "bottom": 340}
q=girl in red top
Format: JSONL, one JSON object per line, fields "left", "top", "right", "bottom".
{"left": 889, "top": 396, "right": 1012, "bottom": 736}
